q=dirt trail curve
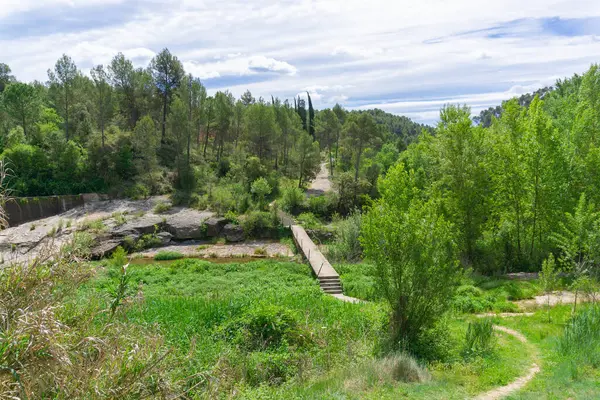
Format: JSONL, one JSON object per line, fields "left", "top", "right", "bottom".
{"left": 475, "top": 325, "right": 540, "bottom": 400}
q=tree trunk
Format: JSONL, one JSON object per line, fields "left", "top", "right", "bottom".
{"left": 64, "top": 86, "right": 69, "bottom": 141}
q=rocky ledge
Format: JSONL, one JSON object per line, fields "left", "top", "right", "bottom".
{"left": 0, "top": 197, "right": 248, "bottom": 264}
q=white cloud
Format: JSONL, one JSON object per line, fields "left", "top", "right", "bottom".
{"left": 183, "top": 55, "right": 296, "bottom": 80}
{"left": 3, "top": 0, "right": 600, "bottom": 123}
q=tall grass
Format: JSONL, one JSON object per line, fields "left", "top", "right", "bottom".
{"left": 558, "top": 305, "right": 600, "bottom": 367}
{"left": 463, "top": 318, "right": 495, "bottom": 358}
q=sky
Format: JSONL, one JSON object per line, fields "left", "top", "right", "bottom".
{"left": 2, "top": 0, "right": 600, "bottom": 124}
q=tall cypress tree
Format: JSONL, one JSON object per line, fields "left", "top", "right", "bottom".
{"left": 297, "top": 96, "right": 307, "bottom": 131}
{"left": 307, "top": 91, "right": 315, "bottom": 138}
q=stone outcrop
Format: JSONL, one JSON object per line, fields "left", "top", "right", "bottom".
{"left": 223, "top": 224, "right": 244, "bottom": 242}
{"left": 164, "top": 209, "right": 214, "bottom": 240}
{"left": 205, "top": 217, "right": 228, "bottom": 237}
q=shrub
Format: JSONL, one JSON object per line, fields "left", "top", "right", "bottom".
{"left": 251, "top": 177, "right": 272, "bottom": 210}
{"left": 254, "top": 247, "right": 267, "bottom": 256}
{"left": 328, "top": 212, "right": 363, "bottom": 262}
{"left": 463, "top": 318, "right": 495, "bottom": 358}
{"left": 153, "top": 201, "right": 172, "bottom": 214}
{"left": 112, "top": 212, "right": 127, "bottom": 226}
{"left": 210, "top": 186, "right": 236, "bottom": 216}
{"left": 280, "top": 185, "right": 305, "bottom": 214}
{"left": 216, "top": 305, "right": 310, "bottom": 351}
{"left": 307, "top": 195, "right": 334, "bottom": 218}
{"left": 125, "top": 183, "right": 150, "bottom": 200}
{"left": 296, "top": 212, "right": 321, "bottom": 230}
{"left": 242, "top": 211, "right": 278, "bottom": 238}
{"left": 244, "top": 351, "right": 298, "bottom": 387}
{"left": 154, "top": 251, "right": 185, "bottom": 261}
{"left": 558, "top": 305, "right": 600, "bottom": 367}
{"left": 61, "top": 232, "right": 94, "bottom": 259}
{"left": 135, "top": 233, "right": 163, "bottom": 251}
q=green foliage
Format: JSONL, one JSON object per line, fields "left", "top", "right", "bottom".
{"left": 296, "top": 212, "right": 321, "bottom": 230}
{"left": 328, "top": 212, "right": 363, "bottom": 262}
{"left": 242, "top": 211, "right": 278, "bottom": 238}
{"left": 362, "top": 162, "right": 462, "bottom": 348}
{"left": 463, "top": 319, "right": 495, "bottom": 358}
{"left": 307, "top": 194, "right": 335, "bottom": 218}
{"left": 153, "top": 201, "right": 172, "bottom": 214}
{"left": 558, "top": 306, "right": 600, "bottom": 368}
{"left": 154, "top": 251, "right": 184, "bottom": 261}
{"left": 279, "top": 185, "right": 305, "bottom": 214}
{"left": 250, "top": 177, "right": 272, "bottom": 210}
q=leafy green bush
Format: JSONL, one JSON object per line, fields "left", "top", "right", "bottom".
{"left": 296, "top": 212, "right": 322, "bottom": 230}
{"left": 210, "top": 185, "right": 236, "bottom": 216}
{"left": 125, "top": 183, "right": 150, "bottom": 200}
{"left": 328, "top": 212, "right": 363, "bottom": 262}
{"left": 251, "top": 177, "right": 272, "bottom": 210}
{"left": 242, "top": 211, "right": 278, "bottom": 237}
{"left": 61, "top": 231, "right": 94, "bottom": 259}
{"left": 154, "top": 251, "right": 185, "bottom": 261}
{"left": 280, "top": 185, "right": 305, "bottom": 214}
{"left": 307, "top": 195, "right": 334, "bottom": 218}
{"left": 463, "top": 318, "right": 495, "bottom": 358}
{"left": 153, "top": 201, "right": 172, "bottom": 214}
{"left": 216, "top": 305, "right": 311, "bottom": 351}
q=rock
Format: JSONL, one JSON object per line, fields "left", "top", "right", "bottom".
{"left": 157, "top": 231, "right": 172, "bottom": 245}
{"left": 113, "top": 213, "right": 165, "bottom": 236}
{"left": 223, "top": 224, "right": 244, "bottom": 242}
{"left": 206, "top": 217, "right": 228, "bottom": 237}
{"left": 165, "top": 209, "right": 214, "bottom": 240}
{"left": 90, "top": 238, "right": 122, "bottom": 259}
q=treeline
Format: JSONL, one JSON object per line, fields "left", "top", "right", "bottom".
{"left": 385, "top": 65, "right": 600, "bottom": 274}
{"left": 0, "top": 50, "right": 413, "bottom": 201}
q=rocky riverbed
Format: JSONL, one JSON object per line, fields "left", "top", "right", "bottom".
{"left": 0, "top": 196, "right": 272, "bottom": 265}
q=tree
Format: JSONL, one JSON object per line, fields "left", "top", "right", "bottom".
{"left": 436, "top": 104, "right": 487, "bottom": 264}
{"left": 552, "top": 193, "right": 600, "bottom": 313}
{"left": 361, "top": 162, "right": 461, "bottom": 347}
{"left": 315, "top": 109, "right": 341, "bottom": 176}
{"left": 307, "top": 91, "right": 315, "bottom": 138}
{"left": 241, "top": 90, "right": 255, "bottom": 106}
{"left": 150, "top": 48, "right": 184, "bottom": 140}
{"left": 2, "top": 82, "right": 40, "bottom": 137}
{"left": 213, "top": 91, "right": 234, "bottom": 161}
{"left": 48, "top": 54, "right": 78, "bottom": 141}
{"left": 0, "top": 63, "right": 15, "bottom": 93}
{"left": 168, "top": 97, "right": 194, "bottom": 192}
{"left": 245, "top": 103, "right": 278, "bottom": 161}
{"left": 109, "top": 53, "right": 136, "bottom": 128}
{"left": 132, "top": 115, "right": 159, "bottom": 176}
{"left": 296, "top": 97, "right": 307, "bottom": 131}
{"left": 251, "top": 177, "right": 272, "bottom": 210}
{"left": 90, "top": 65, "right": 113, "bottom": 147}
{"left": 294, "top": 131, "right": 320, "bottom": 188}
{"left": 342, "top": 112, "right": 378, "bottom": 183}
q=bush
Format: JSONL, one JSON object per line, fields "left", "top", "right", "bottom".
{"left": 251, "top": 177, "right": 272, "bottom": 210}
{"left": 558, "top": 305, "right": 600, "bottom": 367}
{"left": 463, "top": 318, "right": 495, "bottom": 358}
{"left": 280, "top": 185, "right": 305, "bottom": 214}
{"left": 125, "top": 183, "right": 150, "bottom": 200}
{"left": 307, "top": 195, "right": 334, "bottom": 218}
{"left": 296, "top": 212, "right": 322, "bottom": 230}
{"left": 242, "top": 211, "right": 278, "bottom": 238}
{"left": 210, "top": 186, "right": 237, "bottom": 216}
{"left": 154, "top": 251, "right": 185, "bottom": 261}
{"left": 216, "top": 305, "right": 310, "bottom": 351}
{"left": 328, "top": 212, "right": 362, "bottom": 262}
{"left": 153, "top": 201, "right": 172, "bottom": 214}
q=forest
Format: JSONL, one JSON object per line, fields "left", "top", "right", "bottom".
{"left": 1, "top": 49, "right": 600, "bottom": 398}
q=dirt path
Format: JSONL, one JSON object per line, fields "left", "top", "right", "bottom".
{"left": 306, "top": 162, "right": 332, "bottom": 196}
{"left": 516, "top": 290, "right": 598, "bottom": 309}
{"left": 475, "top": 325, "right": 540, "bottom": 400}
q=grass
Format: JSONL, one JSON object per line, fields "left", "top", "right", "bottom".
{"left": 153, "top": 201, "right": 172, "bottom": 214}
{"left": 153, "top": 250, "right": 185, "bottom": 261}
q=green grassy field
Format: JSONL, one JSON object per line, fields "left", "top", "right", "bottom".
{"left": 74, "top": 258, "right": 547, "bottom": 398}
